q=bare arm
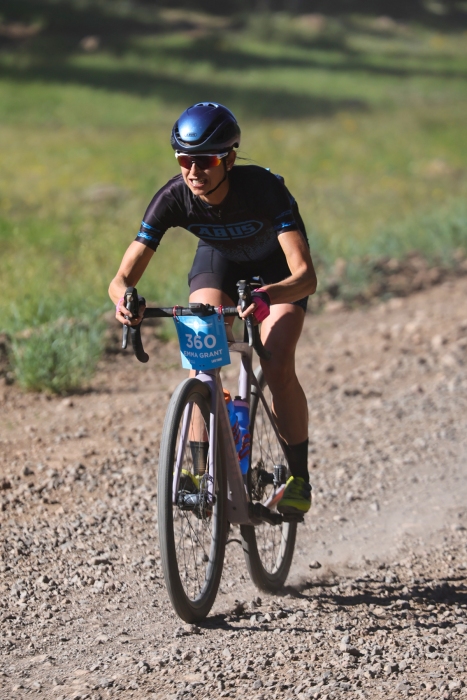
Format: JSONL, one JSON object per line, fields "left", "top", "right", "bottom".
{"left": 109, "top": 241, "right": 154, "bottom": 324}
{"left": 238, "top": 230, "right": 316, "bottom": 320}
{"left": 265, "top": 229, "right": 317, "bottom": 303}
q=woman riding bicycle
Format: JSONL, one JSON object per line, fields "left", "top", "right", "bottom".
{"left": 109, "top": 102, "right": 317, "bottom": 516}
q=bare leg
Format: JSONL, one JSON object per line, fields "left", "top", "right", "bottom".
{"left": 259, "top": 304, "right": 307, "bottom": 446}
{"left": 188, "top": 290, "right": 307, "bottom": 445}
{"left": 189, "top": 287, "right": 235, "bottom": 332}
{"left": 187, "top": 288, "right": 235, "bottom": 446}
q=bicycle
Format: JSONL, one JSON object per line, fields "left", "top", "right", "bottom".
{"left": 122, "top": 281, "right": 304, "bottom": 623}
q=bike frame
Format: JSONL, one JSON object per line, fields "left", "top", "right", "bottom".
{"left": 173, "top": 338, "right": 283, "bottom": 525}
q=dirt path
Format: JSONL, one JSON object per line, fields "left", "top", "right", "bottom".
{"left": 1, "top": 278, "right": 467, "bottom": 700}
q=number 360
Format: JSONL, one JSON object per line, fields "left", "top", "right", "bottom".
{"left": 185, "top": 333, "right": 217, "bottom": 350}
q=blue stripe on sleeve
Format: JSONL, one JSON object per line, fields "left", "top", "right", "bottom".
{"left": 137, "top": 231, "right": 159, "bottom": 243}
{"left": 141, "top": 220, "right": 161, "bottom": 232}
{"left": 135, "top": 231, "right": 160, "bottom": 251}
{"left": 274, "top": 221, "right": 296, "bottom": 232}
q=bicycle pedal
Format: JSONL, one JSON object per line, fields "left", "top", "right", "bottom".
{"left": 250, "top": 501, "right": 282, "bottom": 526}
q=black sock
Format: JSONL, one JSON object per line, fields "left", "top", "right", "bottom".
{"left": 283, "top": 439, "right": 309, "bottom": 483}
{"left": 189, "top": 441, "right": 209, "bottom": 476}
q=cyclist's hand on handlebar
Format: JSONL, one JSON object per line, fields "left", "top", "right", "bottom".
{"left": 238, "top": 289, "right": 270, "bottom": 324}
{"left": 115, "top": 297, "right": 146, "bottom": 326}
{"left": 237, "top": 302, "right": 258, "bottom": 323}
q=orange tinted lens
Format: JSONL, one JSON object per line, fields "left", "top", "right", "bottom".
{"left": 197, "top": 155, "right": 222, "bottom": 168}
{"left": 177, "top": 155, "right": 222, "bottom": 169}
{"left": 177, "top": 155, "right": 192, "bottom": 168}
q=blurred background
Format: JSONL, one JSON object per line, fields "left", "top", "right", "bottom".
{"left": 1, "top": 0, "right": 467, "bottom": 392}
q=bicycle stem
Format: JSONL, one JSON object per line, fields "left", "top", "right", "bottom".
{"left": 121, "top": 283, "right": 270, "bottom": 363}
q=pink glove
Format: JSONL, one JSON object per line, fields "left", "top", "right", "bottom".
{"left": 251, "top": 288, "right": 270, "bottom": 323}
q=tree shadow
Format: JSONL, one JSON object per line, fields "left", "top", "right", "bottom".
{"left": 4, "top": 34, "right": 465, "bottom": 105}
{"left": 2, "top": 0, "right": 465, "bottom": 121}
{"left": 0, "top": 0, "right": 166, "bottom": 38}
{"left": 328, "top": 1, "right": 467, "bottom": 32}
{"left": 0, "top": 60, "right": 369, "bottom": 120}
{"left": 2, "top": 0, "right": 466, "bottom": 97}
{"left": 3, "top": 0, "right": 467, "bottom": 34}
{"left": 154, "top": 39, "right": 467, "bottom": 81}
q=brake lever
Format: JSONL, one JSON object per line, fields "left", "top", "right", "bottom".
{"left": 236, "top": 280, "right": 271, "bottom": 361}
{"left": 121, "top": 287, "right": 139, "bottom": 350}
{"left": 122, "top": 287, "right": 149, "bottom": 363}
{"left": 237, "top": 279, "right": 257, "bottom": 350}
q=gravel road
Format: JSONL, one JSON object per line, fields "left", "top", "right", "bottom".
{"left": 1, "top": 278, "right": 467, "bottom": 700}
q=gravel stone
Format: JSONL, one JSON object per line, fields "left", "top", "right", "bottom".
{"left": 2, "top": 278, "right": 467, "bottom": 700}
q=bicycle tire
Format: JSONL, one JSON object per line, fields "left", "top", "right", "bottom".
{"left": 158, "top": 378, "right": 227, "bottom": 622}
{"left": 240, "top": 368, "right": 297, "bottom": 591}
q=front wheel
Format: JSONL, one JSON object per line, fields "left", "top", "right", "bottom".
{"left": 240, "top": 368, "right": 297, "bottom": 591}
{"left": 158, "top": 378, "right": 227, "bottom": 622}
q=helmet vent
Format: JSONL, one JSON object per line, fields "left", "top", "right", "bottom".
{"left": 173, "top": 124, "right": 192, "bottom": 148}
{"left": 199, "top": 114, "right": 225, "bottom": 143}
{"left": 171, "top": 102, "right": 241, "bottom": 152}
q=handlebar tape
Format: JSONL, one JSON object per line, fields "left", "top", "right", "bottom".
{"left": 236, "top": 280, "right": 271, "bottom": 361}
{"left": 123, "top": 287, "right": 149, "bottom": 363}
{"left": 130, "top": 325, "right": 149, "bottom": 363}
{"left": 122, "top": 283, "right": 270, "bottom": 363}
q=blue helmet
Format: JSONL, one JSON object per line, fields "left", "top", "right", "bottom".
{"left": 171, "top": 102, "right": 241, "bottom": 154}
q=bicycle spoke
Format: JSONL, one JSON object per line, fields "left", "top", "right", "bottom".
{"left": 241, "top": 369, "right": 296, "bottom": 591}
{"left": 250, "top": 394, "right": 287, "bottom": 573}
{"left": 175, "top": 510, "right": 212, "bottom": 597}
{"left": 159, "top": 379, "right": 226, "bottom": 620}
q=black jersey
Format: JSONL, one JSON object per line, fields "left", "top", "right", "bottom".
{"left": 135, "top": 165, "right": 301, "bottom": 263}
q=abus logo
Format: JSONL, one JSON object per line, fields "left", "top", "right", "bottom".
{"left": 188, "top": 221, "right": 263, "bottom": 240}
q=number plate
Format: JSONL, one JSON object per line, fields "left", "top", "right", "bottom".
{"left": 174, "top": 315, "right": 231, "bottom": 370}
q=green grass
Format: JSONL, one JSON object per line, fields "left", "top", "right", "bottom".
{"left": 1, "top": 6, "right": 467, "bottom": 390}
{"left": 9, "top": 317, "right": 105, "bottom": 394}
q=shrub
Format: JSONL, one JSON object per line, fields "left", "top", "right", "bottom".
{"left": 9, "top": 317, "right": 105, "bottom": 394}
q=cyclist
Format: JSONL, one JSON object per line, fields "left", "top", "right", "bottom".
{"left": 109, "top": 102, "right": 317, "bottom": 516}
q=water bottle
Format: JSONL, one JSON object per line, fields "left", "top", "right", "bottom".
{"left": 223, "top": 390, "right": 241, "bottom": 458}
{"left": 233, "top": 396, "right": 250, "bottom": 475}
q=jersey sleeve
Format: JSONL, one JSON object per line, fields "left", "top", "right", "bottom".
{"left": 134, "top": 178, "right": 182, "bottom": 251}
{"left": 264, "top": 171, "right": 299, "bottom": 235}
{"left": 273, "top": 204, "right": 297, "bottom": 234}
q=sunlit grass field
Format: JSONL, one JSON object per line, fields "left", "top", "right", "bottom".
{"left": 1, "top": 8, "right": 467, "bottom": 390}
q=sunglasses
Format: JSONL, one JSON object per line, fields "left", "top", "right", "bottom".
{"left": 175, "top": 152, "right": 229, "bottom": 170}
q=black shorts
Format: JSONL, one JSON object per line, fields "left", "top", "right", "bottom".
{"left": 188, "top": 242, "right": 309, "bottom": 312}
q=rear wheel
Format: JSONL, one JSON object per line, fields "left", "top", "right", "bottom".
{"left": 158, "top": 378, "right": 227, "bottom": 622}
{"left": 240, "top": 368, "right": 297, "bottom": 591}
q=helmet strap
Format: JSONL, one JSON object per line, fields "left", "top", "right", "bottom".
{"left": 204, "top": 159, "right": 229, "bottom": 197}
